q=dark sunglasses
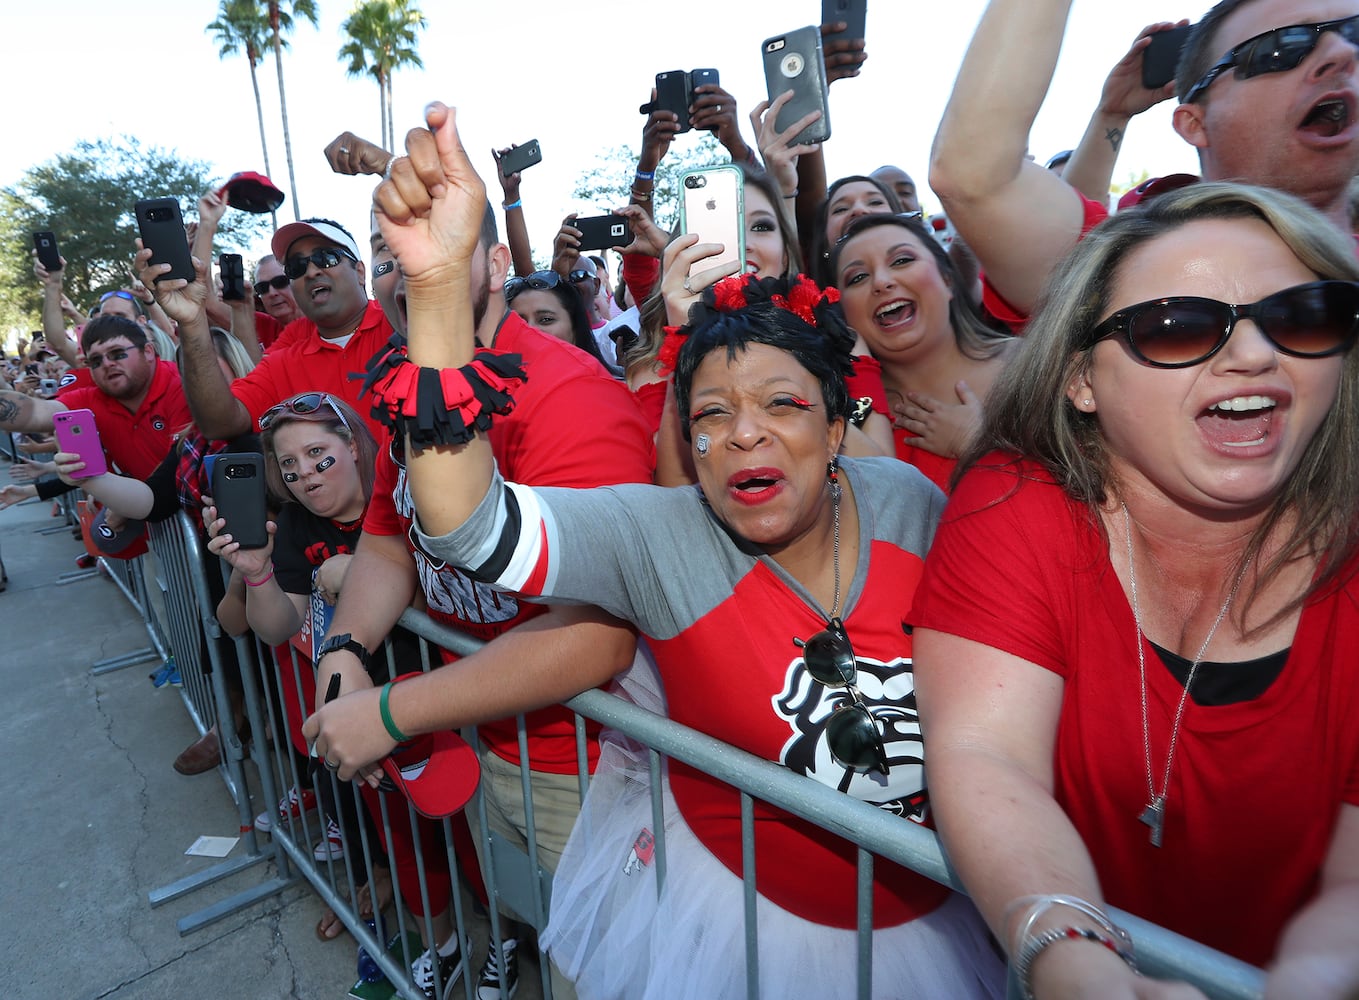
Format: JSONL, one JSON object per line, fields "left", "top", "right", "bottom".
{"left": 259, "top": 391, "right": 352, "bottom": 432}
{"left": 567, "top": 269, "right": 596, "bottom": 285}
{"left": 793, "top": 619, "right": 889, "bottom": 775}
{"left": 1085, "top": 281, "right": 1359, "bottom": 368}
{"left": 100, "top": 290, "right": 136, "bottom": 303}
{"left": 503, "top": 270, "right": 564, "bottom": 302}
{"left": 253, "top": 274, "right": 291, "bottom": 297}
{"left": 1184, "top": 14, "right": 1359, "bottom": 103}
{"left": 86, "top": 346, "right": 136, "bottom": 369}
{"left": 282, "top": 247, "right": 357, "bottom": 280}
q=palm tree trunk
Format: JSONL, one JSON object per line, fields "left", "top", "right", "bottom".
{"left": 378, "top": 82, "right": 388, "bottom": 149}
{"left": 247, "top": 58, "right": 278, "bottom": 231}
{"left": 385, "top": 74, "right": 395, "bottom": 153}
{"left": 270, "top": 13, "right": 301, "bottom": 220}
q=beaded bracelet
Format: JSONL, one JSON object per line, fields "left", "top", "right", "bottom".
{"left": 244, "top": 567, "right": 275, "bottom": 588}
{"left": 379, "top": 682, "right": 410, "bottom": 743}
{"left": 1014, "top": 925, "right": 1137, "bottom": 999}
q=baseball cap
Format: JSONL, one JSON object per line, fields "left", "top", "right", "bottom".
{"left": 1117, "top": 173, "right": 1199, "bottom": 211}
{"left": 218, "top": 171, "right": 286, "bottom": 214}
{"left": 271, "top": 218, "right": 363, "bottom": 264}
{"left": 378, "top": 674, "right": 481, "bottom": 818}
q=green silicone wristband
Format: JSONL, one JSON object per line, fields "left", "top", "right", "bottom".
{"left": 379, "top": 682, "right": 410, "bottom": 743}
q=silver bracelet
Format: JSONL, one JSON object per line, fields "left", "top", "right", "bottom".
{"left": 1014, "top": 924, "right": 1136, "bottom": 999}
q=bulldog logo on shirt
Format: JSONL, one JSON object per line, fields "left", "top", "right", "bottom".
{"left": 773, "top": 654, "right": 927, "bottom": 820}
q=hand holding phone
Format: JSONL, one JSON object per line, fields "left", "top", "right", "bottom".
{"left": 135, "top": 198, "right": 195, "bottom": 283}
{"left": 53, "top": 408, "right": 109, "bottom": 479}
{"left": 678, "top": 165, "right": 746, "bottom": 281}
{"left": 573, "top": 214, "right": 634, "bottom": 251}
{"left": 496, "top": 141, "right": 542, "bottom": 177}
{"left": 210, "top": 453, "right": 269, "bottom": 550}
{"left": 1141, "top": 24, "right": 1193, "bottom": 90}
{"left": 219, "top": 253, "right": 246, "bottom": 301}
{"left": 762, "top": 27, "right": 832, "bottom": 145}
{"left": 33, "top": 231, "right": 62, "bottom": 273}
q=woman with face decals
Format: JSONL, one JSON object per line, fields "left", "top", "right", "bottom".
{"left": 912, "top": 183, "right": 1359, "bottom": 998}
{"left": 833, "top": 213, "right": 1015, "bottom": 491}
{"left": 307, "top": 108, "right": 1005, "bottom": 1000}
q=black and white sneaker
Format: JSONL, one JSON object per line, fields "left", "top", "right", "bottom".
{"left": 476, "top": 937, "right": 519, "bottom": 1000}
{"left": 411, "top": 935, "right": 468, "bottom": 1000}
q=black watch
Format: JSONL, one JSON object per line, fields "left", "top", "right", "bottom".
{"left": 315, "top": 632, "right": 372, "bottom": 670}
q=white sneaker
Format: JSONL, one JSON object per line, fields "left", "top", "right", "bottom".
{"left": 313, "top": 817, "right": 344, "bottom": 861}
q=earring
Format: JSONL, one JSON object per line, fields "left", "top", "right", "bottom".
{"left": 1083, "top": 398, "right": 1094, "bottom": 408}
{"left": 827, "top": 458, "right": 841, "bottom": 500}
{"left": 695, "top": 433, "right": 710, "bottom": 457}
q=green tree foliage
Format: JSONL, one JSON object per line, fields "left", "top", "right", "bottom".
{"left": 340, "top": 0, "right": 427, "bottom": 150}
{"left": 0, "top": 137, "right": 271, "bottom": 332}
{"left": 572, "top": 134, "right": 726, "bottom": 232}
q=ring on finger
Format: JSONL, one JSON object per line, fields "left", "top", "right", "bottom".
{"left": 682, "top": 277, "right": 693, "bottom": 293}
{"left": 325, "top": 756, "right": 341, "bottom": 772}
{"left": 339, "top": 146, "right": 350, "bottom": 155}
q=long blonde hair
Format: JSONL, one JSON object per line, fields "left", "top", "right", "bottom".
{"left": 966, "top": 181, "right": 1359, "bottom": 621}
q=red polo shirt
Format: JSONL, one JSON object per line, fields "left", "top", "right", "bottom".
{"left": 229, "top": 300, "right": 393, "bottom": 440}
{"left": 59, "top": 360, "right": 191, "bottom": 479}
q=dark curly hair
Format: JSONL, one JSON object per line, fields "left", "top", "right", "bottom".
{"left": 672, "top": 273, "right": 855, "bottom": 441}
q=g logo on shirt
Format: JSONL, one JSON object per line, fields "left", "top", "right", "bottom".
{"left": 773, "top": 653, "right": 927, "bottom": 820}
{"left": 152, "top": 417, "right": 166, "bottom": 431}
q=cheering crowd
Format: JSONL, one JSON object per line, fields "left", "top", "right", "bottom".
{"left": 4, "top": 1, "right": 1359, "bottom": 997}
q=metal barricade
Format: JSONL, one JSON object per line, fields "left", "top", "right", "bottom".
{"left": 88, "top": 518, "right": 1266, "bottom": 1000}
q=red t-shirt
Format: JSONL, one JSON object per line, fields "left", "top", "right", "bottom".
{"left": 364, "top": 312, "right": 656, "bottom": 772}
{"left": 910, "top": 455, "right": 1359, "bottom": 964}
{"left": 254, "top": 311, "right": 285, "bottom": 351}
{"left": 230, "top": 301, "right": 393, "bottom": 441}
{"left": 59, "top": 360, "right": 191, "bottom": 479}
{"left": 891, "top": 428, "right": 956, "bottom": 493}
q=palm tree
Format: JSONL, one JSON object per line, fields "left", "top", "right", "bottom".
{"left": 207, "top": 0, "right": 277, "bottom": 227}
{"left": 266, "top": 0, "right": 320, "bottom": 220}
{"left": 339, "top": 0, "right": 427, "bottom": 150}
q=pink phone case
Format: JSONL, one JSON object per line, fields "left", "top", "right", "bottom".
{"left": 53, "top": 408, "right": 109, "bottom": 478}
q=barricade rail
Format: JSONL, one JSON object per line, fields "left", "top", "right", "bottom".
{"left": 98, "top": 509, "right": 1264, "bottom": 1000}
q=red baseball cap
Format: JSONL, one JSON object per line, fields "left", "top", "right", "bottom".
{"left": 380, "top": 675, "right": 480, "bottom": 819}
{"left": 1117, "top": 173, "right": 1199, "bottom": 211}
{"left": 218, "top": 171, "right": 286, "bottom": 214}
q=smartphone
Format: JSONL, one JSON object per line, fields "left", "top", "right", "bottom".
{"left": 498, "top": 140, "right": 542, "bottom": 176}
{"left": 219, "top": 253, "right": 246, "bottom": 301}
{"left": 135, "top": 197, "right": 194, "bottom": 283}
{"left": 763, "top": 26, "right": 832, "bottom": 145}
{"left": 678, "top": 165, "right": 746, "bottom": 281}
{"left": 654, "top": 70, "right": 693, "bottom": 133}
{"left": 53, "top": 408, "right": 109, "bottom": 478}
{"left": 821, "top": 0, "right": 868, "bottom": 44}
{"left": 574, "top": 214, "right": 633, "bottom": 251}
{"left": 1142, "top": 24, "right": 1192, "bottom": 90}
{"left": 33, "top": 231, "right": 62, "bottom": 272}
{"left": 211, "top": 452, "right": 269, "bottom": 550}
{"left": 39, "top": 378, "right": 59, "bottom": 397}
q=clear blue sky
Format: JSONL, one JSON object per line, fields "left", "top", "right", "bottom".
{"left": 1, "top": 1, "right": 1210, "bottom": 265}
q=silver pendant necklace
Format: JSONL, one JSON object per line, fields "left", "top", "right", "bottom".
{"left": 1122, "top": 504, "right": 1245, "bottom": 848}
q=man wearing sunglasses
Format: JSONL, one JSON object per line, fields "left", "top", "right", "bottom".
{"left": 0, "top": 315, "right": 191, "bottom": 485}
{"left": 932, "top": 0, "right": 1359, "bottom": 324}
{"left": 141, "top": 217, "right": 394, "bottom": 442}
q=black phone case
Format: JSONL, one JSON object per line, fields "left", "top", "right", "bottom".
{"left": 821, "top": 0, "right": 867, "bottom": 43}
{"left": 33, "top": 231, "right": 62, "bottom": 272}
{"left": 654, "top": 70, "right": 692, "bottom": 133}
{"left": 211, "top": 453, "right": 269, "bottom": 550}
{"left": 499, "top": 140, "right": 542, "bottom": 176}
{"left": 135, "top": 197, "right": 195, "bottom": 283}
{"left": 220, "top": 253, "right": 246, "bottom": 301}
{"left": 574, "top": 214, "right": 633, "bottom": 251}
{"left": 1142, "top": 25, "right": 1192, "bottom": 90}
{"left": 763, "top": 26, "right": 832, "bottom": 145}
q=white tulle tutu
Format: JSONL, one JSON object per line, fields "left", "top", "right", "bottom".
{"left": 543, "top": 734, "right": 1005, "bottom": 1000}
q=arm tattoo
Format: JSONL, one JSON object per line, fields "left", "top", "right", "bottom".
{"left": 0, "top": 393, "right": 24, "bottom": 427}
{"left": 1105, "top": 127, "right": 1124, "bottom": 154}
